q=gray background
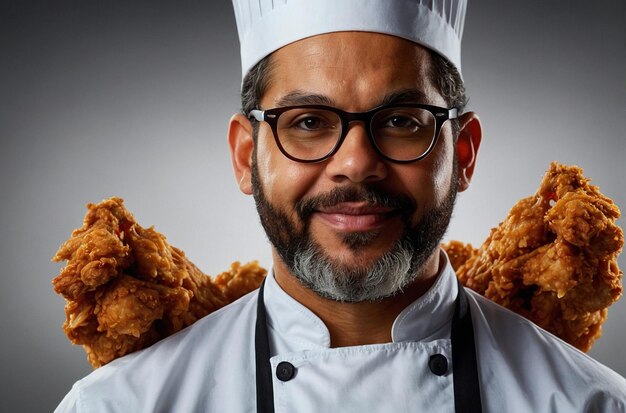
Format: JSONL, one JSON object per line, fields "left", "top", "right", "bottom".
{"left": 1, "top": 1, "right": 624, "bottom": 411}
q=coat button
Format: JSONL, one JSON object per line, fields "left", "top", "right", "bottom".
{"left": 276, "top": 361, "right": 296, "bottom": 382}
{"left": 429, "top": 354, "right": 448, "bottom": 376}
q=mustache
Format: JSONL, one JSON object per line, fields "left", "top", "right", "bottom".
{"left": 296, "top": 186, "right": 417, "bottom": 221}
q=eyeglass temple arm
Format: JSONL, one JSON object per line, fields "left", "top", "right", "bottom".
{"left": 248, "top": 109, "right": 265, "bottom": 121}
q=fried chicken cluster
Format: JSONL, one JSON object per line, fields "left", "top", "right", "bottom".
{"left": 444, "top": 162, "right": 623, "bottom": 351}
{"left": 52, "top": 198, "right": 266, "bottom": 367}
{"left": 53, "top": 162, "right": 623, "bottom": 367}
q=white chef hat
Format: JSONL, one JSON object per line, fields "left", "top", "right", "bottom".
{"left": 232, "top": 0, "right": 467, "bottom": 79}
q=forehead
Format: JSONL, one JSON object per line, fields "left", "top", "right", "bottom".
{"left": 263, "top": 32, "right": 443, "bottom": 110}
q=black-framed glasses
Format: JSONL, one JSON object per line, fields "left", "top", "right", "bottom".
{"left": 248, "top": 103, "right": 458, "bottom": 163}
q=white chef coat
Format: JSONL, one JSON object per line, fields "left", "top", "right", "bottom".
{"left": 55, "top": 250, "right": 626, "bottom": 412}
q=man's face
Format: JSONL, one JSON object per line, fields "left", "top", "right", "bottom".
{"left": 250, "top": 32, "right": 459, "bottom": 302}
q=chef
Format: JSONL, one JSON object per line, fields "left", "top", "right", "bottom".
{"left": 56, "top": 0, "right": 626, "bottom": 412}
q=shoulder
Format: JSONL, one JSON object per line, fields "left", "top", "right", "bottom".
{"left": 56, "top": 289, "right": 260, "bottom": 413}
{"left": 465, "top": 288, "right": 626, "bottom": 411}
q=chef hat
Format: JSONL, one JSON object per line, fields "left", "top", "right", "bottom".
{"left": 232, "top": 0, "right": 467, "bottom": 79}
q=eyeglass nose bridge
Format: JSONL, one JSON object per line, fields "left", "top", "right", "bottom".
{"left": 330, "top": 109, "right": 383, "bottom": 158}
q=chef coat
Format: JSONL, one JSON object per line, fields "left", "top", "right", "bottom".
{"left": 55, "top": 250, "right": 626, "bottom": 413}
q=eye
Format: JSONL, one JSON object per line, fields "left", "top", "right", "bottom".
{"left": 374, "top": 108, "right": 433, "bottom": 134}
{"left": 287, "top": 111, "right": 336, "bottom": 131}
{"left": 295, "top": 116, "right": 324, "bottom": 130}
{"left": 384, "top": 115, "right": 420, "bottom": 131}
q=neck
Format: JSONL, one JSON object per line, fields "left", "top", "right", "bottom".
{"left": 272, "top": 251, "right": 442, "bottom": 347}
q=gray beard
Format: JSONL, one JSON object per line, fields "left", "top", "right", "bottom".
{"left": 251, "top": 151, "right": 457, "bottom": 303}
{"left": 292, "top": 236, "right": 415, "bottom": 302}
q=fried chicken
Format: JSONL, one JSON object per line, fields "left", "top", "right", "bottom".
{"left": 444, "top": 162, "right": 623, "bottom": 351}
{"left": 52, "top": 198, "right": 266, "bottom": 367}
{"left": 53, "top": 163, "right": 623, "bottom": 366}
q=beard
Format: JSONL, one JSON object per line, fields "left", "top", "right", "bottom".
{"left": 251, "top": 156, "right": 458, "bottom": 303}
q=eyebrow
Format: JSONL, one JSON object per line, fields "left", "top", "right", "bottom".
{"left": 275, "top": 91, "right": 335, "bottom": 107}
{"left": 380, "top": 89, "right": 429, "bottom": 106}
{"left": 273, "top": 88, "right": 429, "bottom": 109}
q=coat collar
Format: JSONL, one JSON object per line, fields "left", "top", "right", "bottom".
{"left": 264, "top": 249, "right": 459, "bottom": 354}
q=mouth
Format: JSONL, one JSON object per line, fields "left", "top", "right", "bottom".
{"left": 314, "top": 202, "right": 400, "bottom": 232}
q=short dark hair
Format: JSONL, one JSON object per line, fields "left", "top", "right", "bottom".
{"left": 241, "top": 55, "right": 273, "bottom": 121}
{"left": 240, "top": 49, "right": 467, "bottom": 137}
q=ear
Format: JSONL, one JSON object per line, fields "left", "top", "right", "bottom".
{"left": 455, "top": 111, "right": 482, "bottom": 193}
{"left": 228, "top": 113, "right": 255, "bottom": 195}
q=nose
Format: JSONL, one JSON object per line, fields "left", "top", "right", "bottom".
{"left": 325, "top": 122, "right": 388, "bottom": 183}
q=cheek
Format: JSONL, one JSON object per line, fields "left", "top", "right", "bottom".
{"left": 255, "top": 130, "right": 320, "bottom": 206}
{"left": 431, "top": 141, "right": 455, "bottom": 204}
{"left": 428, "top": 123, "right": 457, "bottom": 197}
{"left": 254, "top": 134, "right": 275, "bottom": 185}
{"left": 402, "top": 136, "right": 455, "bottom": 212}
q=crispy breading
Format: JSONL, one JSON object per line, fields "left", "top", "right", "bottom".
{"left": 443, "top": 162, "right": 623, "bottom": 351}
{"left": 53, "top": 198, "right": 265, "bottom": 367}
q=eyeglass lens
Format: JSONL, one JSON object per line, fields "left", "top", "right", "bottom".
{"left": 275, "top": 107, "right": 437, "bottom": 162}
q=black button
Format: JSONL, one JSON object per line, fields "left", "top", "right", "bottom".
{"left": 276, "top": 361, "right": 296, "bottom": 382}
{"left": 429, "top": 354, "right": 448, "bottom": 376}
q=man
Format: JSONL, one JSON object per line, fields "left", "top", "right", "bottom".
{"left": 56, "top": 1, "right": 626, "bottom": 411}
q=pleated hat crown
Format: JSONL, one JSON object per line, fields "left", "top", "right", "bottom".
{"left": 232, "top": 0, "right": 467, "bottom": 79}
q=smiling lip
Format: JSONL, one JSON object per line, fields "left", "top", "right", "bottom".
{"left": 314, "top": 202, "right": 398, "bottom": 232}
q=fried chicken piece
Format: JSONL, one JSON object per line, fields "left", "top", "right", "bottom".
{"left": 53, "top": 198, "right": 266, "bottom": 367}
{"left": 443, "top": 162, "right": 623, "bottom": 352}
{"left": 442, "top": 240, "right": 476, "bottom": 274}
{"left": 214, "top": 261, "right": 268, "bottom": 302}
